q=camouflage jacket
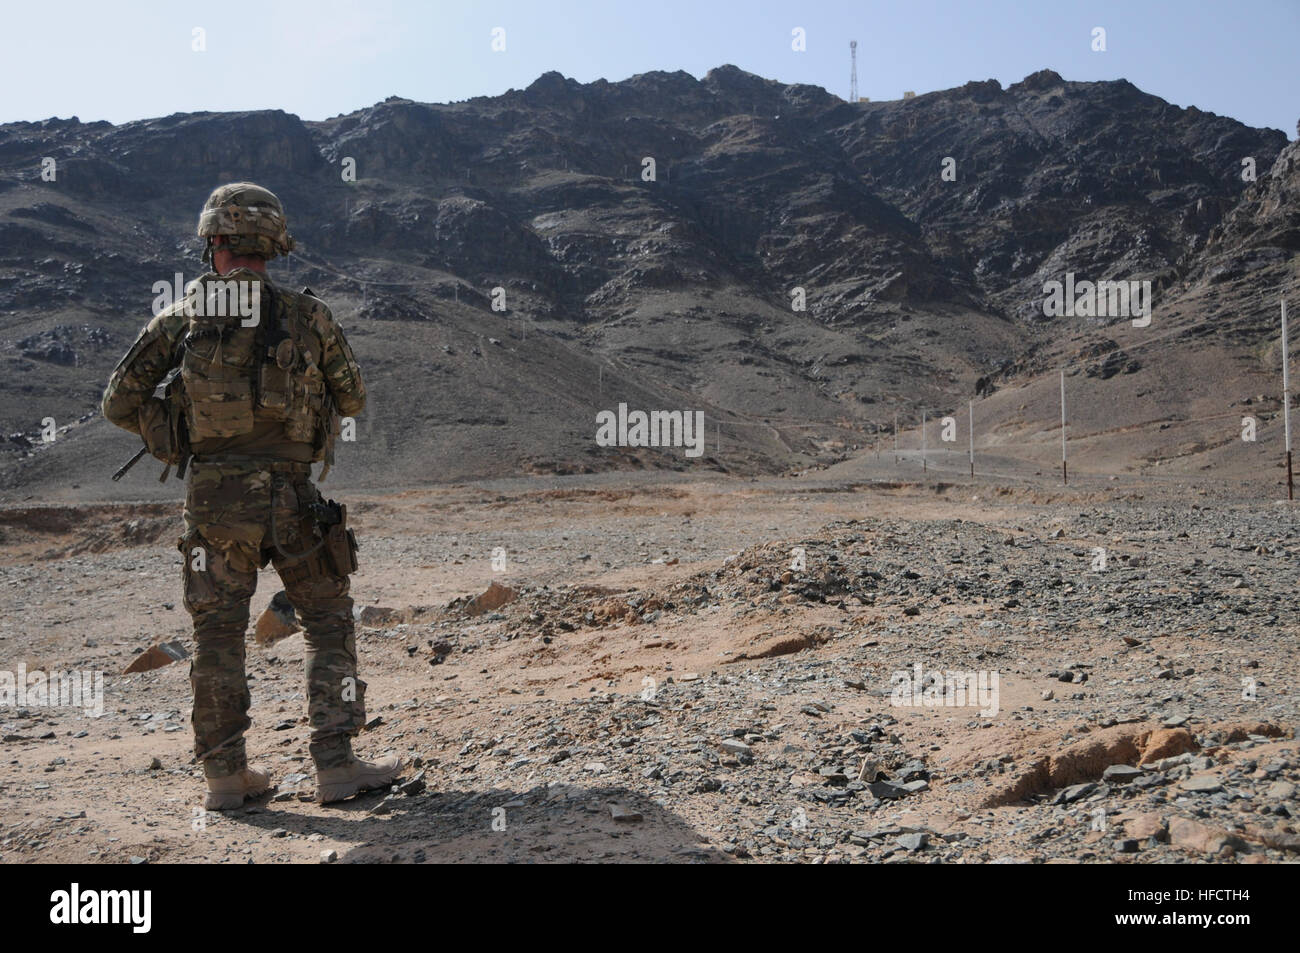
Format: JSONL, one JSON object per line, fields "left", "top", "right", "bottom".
{"left": 102, "top": 272, "right": 365, "bottom": 459}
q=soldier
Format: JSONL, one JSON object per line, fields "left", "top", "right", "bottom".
{"left": 103, "top": 183, "right": 400, "bottom": 809}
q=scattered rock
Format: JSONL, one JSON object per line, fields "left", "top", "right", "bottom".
{"left": 719, "top": 738, "right": 752, "bottom": 757}
{"left": 869, "top": 780, "right": 908, "bottom": 800}
{"left": 1168, "top": 816, "right": 1243, "bottom": 856}
{"left": 1139, "top": 728, "right": 1197, "bottom": 764}
{"left": 897, "top": 832, "right": 929, "bottom": 851}
{"left": 465, "top": 582, "right": 517, "bottom": 617}
{"left": 1180, "top": 775, "right": 1224, "bottom": 794}
{"left": 1051, "top": 782, "right": 1097, "bottom": 805}
{"left": 398, "top": 770, "right": 427, "bottom": 796}
{"left": 1264, "top": 780, "right": 1296, "bottom": 801}
{"left": 1124, "top": 813, "right": 1167, "bottom": 841}
{"left": 254, "top": 591, "right": 301, "bottom": 645}
{"left": 1101, "top": 764, "right": 1143, "bottom": 783}
{"left": 359, "top": 605, "right": 400, "bottom": 625}
{"left": 123, "top": 640, "right": 189, "bottom": 674}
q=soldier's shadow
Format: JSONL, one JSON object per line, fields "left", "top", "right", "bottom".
{"left": 229, "top": 782, "right": 731, "bottom": 863}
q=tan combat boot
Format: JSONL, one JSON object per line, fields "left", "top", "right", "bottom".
{"left": 316, "top": 754, "right": 403, "bottom": 805}
{"left": 204, "top": 765, "right": 273, "bottom": 811}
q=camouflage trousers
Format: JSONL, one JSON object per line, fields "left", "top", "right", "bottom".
{"left": 178, "top": 460, "right": 364, "bottom": 777}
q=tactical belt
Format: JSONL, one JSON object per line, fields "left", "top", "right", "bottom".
{"left": 190, "top": 454, "right": 311, "bottom": 473}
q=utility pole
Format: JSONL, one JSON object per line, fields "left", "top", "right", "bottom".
{"left": 849, "top": 40, "right": 858, "bottom": 104}
{"left": 968, "top": 398, "right": 974, "bottom": 477}
{"left": 922, "top": 410, "right": 927, "bottom": 473}
{"left": 893, "top": 412, "right": 898, "bottom": 465}
{"left": 1284, "top": 298, "right": 1293, "bottom": 499}
{"left": 1060, "top": 369, "right": 1068, "bottom": 486}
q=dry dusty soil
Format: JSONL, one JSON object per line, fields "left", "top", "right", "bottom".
{"left": 1, "top": 456, "right": 1297, "bottom": 864}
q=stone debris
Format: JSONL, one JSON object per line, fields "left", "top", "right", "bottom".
{"left": 5, "top": 489, "right": 1298, "bottom": 865}
{"left": 464, "top": 582, "right": 517, "bottom": 617}
{"left": 123, "top": 640, "right": 188, "bottom": 674}
{"left": 608, "top": 803, "right": 643, "bottom": 823}
{"left": 253, "top": 591, "right": 301, "bottom": 645}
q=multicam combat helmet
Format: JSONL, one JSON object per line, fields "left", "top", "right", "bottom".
{"left": 197, "top": 182, "right": 296, "bottom": 264}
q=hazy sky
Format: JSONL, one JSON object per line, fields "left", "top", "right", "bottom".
{"left": 2, "top": 0, "right": 1295, "bottom": 133}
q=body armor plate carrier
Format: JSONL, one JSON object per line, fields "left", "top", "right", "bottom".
{"left": 179, "top": 269, "right": 330, "bottom": 458}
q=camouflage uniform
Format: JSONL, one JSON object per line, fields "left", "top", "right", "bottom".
{"left": 177, "top": 456, "right": 363, "bottom": 775}
{"left": 102, "top": 186, "right": 369, "bottom": 778}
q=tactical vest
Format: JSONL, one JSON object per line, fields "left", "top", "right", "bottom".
{"left": 179, "top": 270, "right": 330, "bottom": 456}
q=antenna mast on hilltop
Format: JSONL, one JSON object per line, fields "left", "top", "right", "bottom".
{"left": 849, "top": 40, "right": 858, "bottom": 103}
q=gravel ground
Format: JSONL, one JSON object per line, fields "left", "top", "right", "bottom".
{"left": 1, "top": 475, "right": 1296, "bottom": 863}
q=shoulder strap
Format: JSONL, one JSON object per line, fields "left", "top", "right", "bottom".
{"left": 292, "top": 288, "right": 327, "bottom": 348}
{"left": 280, "top": 283, "right": 301, "bottom": 354}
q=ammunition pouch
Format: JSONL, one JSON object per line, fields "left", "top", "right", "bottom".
{"left": 258, "top": 356, "right": 292, "bottom": 415}
{"left": 179, "top": 270, "right": 265, "bottom": 441}
{"left": 253, "top": 286, "right": 329, "bottom": 447}
{"left": 181, "top": 309, "right": 258, "bottom": 440}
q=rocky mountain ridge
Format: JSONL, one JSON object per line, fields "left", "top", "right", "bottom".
{"left": 0, "top": 65, "right": 1293, "bottom": 496}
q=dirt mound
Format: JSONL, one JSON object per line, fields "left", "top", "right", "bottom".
{"left": 524, "top": 487, "right": 691, "bottom": 504}
{"left": 0, "top": 502, "right": 177, "bottom": 560}
{"left": 724, "top": 627, "right": 836, "bottom": 661}
{"left": 979, "top": 721, "right": 1289, "bottom": 808}
{"left": 1139, "top": 728, "right": 1198, "bottom": 764}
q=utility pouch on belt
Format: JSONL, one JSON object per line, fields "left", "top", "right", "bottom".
{"left": 316, "top": 500, "right": 359, "bottom": 576}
